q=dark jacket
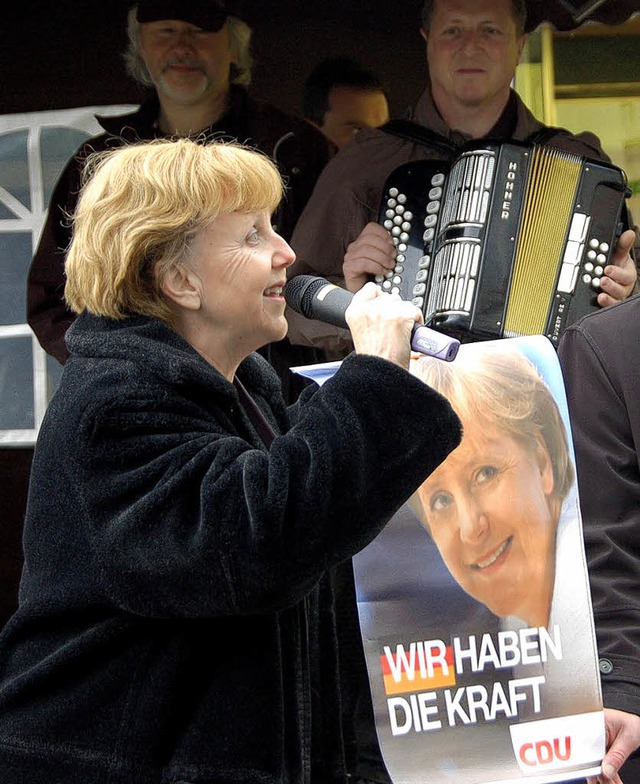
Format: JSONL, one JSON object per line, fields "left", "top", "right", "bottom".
{"left": 558, "top": 295, "right": 640, "bottom": 713}
{"left": 558, "top": 294, "right": 640, "bottom": 781}
{"left": 0, "top": 313, "right": 461, "bottom": 784}
{"left": 27, "top": 87, "right": 331, "bottom": 365}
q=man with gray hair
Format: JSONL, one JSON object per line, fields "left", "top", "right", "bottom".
{"left": 27, "top": 0, "right": 331, "bottom": 399}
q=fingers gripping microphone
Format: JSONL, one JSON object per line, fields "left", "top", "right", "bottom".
{"left": 285, "top": 275, "right": 459, "bottom": 362}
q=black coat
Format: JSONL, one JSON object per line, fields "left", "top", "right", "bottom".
{"left": 0, "top": 313, "right": 461, "bottom": 783}
{"left": 558, "top": 294, "right": 640, "bottom": 779}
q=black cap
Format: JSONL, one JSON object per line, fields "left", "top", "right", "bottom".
{"left": 136, "top": 0, "right": 245, "bottom": 31}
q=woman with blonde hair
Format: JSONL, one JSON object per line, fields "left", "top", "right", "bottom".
{"left": 0, "top": 138, "right": 461, "bottom": 784}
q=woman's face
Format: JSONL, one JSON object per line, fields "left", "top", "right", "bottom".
{"left": 184, "top": 209, "right": 295, "bottom": 364}
{"left": 414, "top": 426, "right": 558, "bottom": 626}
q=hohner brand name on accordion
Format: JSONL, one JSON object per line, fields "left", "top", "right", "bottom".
{"left": 376, "top": 141, "right": 630, "bottom": 344}
{"left": 501, "top": 161, "right": 517, "bottom": 220}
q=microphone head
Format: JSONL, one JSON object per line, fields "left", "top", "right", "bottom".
{"left": 284, "top": 275, "right": 333, "bottom": 318}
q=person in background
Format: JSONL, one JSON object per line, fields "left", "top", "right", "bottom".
{"left": 303, "top": 56, "right": 390, "bottom": 151}
{"left": 558, "top": 294, "right": 640, "bottom": 784}
{"left": 285, "top": 0, "right": 637, "bottom": 353}
{"left": 0, "top": 138, "right": 462, "bottom": 784}
{"left": 27, "top": 0, "right": 331, "bottom": 402}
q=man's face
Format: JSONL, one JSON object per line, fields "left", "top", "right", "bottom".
{"left": 319, "top": 86, "right": 389, "bottom": 149}
{"left": 424, "top": 0, "right": 525, "bottom": 113}
{"left": 139, "top": 19, "right": 234, "bottom": 105}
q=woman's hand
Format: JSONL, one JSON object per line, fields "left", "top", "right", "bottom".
{"left": 346, "top": 282, "right": 422, "bottom": 370}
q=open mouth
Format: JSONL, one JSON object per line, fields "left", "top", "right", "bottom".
{"left": 469, "top": 535, "right": 512, "bottom": 570}
{"left": 264, "top": 285, "right": 284, "bottom": 297}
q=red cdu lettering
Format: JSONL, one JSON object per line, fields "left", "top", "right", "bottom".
{"left": 519, "top": 737, "right": 572, "bottom": 766}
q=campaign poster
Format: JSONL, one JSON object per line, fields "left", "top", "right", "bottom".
{"left": 352, "top": 335, "right": 604, "bottom": 784}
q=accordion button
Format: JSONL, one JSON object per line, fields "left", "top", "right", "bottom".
{"left": 600, "top": 242, "right": 610, "bottom": 252}
{"left": 389, "top": 188, "right": 399, "bottom": 197}
{"left": 429, "top": 186, "right": 442, "bottom": 199}
{"left": 404, "top": 211, "right": 413, "bottom": 221}
{"left": 587, "top": 250, "right": 597, "bottom": 260}
{"left": 412, "top": 297, "right": 425, "bottom": 308}
{"left": 432, "top": 173, "right": 445, "bottom": 186}
{"left": 589, "top": 238, "right": 599, "bottom": 249}
{"left": 596, "top": 254, "right": 607, "bottom": 264}
{"left": 595, "top": 266, "right": 604, "bottom": 276}
{"left": 413, "top": 283, "right": 426, "bottom": 295}
{"left": 426, "top": 201, "right": 440, "bottom": 214}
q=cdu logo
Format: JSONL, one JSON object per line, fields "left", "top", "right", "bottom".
{"left": 510, "top": 712, "right": 605, "bottom": 776}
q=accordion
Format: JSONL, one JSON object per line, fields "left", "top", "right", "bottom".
{"left": 377, "top": 141, "right": 630, "bottom": 344}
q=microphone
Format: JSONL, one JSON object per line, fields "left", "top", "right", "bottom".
{"left": 285, "top": 275, "right": 459, "bottom": 362}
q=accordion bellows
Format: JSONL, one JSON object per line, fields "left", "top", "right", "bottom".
{"left": 377, "top": 142, "right": 630, "bottom": 344}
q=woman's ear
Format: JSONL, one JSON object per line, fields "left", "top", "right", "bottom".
{"left": 534, "top": 434, "right": 555, "bottom": 496}
{"left": 159, "top": 263, "right": 202, "bottom": 311}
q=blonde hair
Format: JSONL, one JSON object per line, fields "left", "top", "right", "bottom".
{"left": 64, "top": 138, "right": 283, "bottom": 322}
{"left": 124, "top": 8, "right": 253, "bottom": 87}
{"left": 411, "top": 347, "right": 574, "bottom": 501}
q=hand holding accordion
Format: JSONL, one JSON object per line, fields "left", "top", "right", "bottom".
{"left": 376, "top": 141, "right": 631, "bottom": 345}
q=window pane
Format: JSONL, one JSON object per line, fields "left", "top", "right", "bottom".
{"left": 40, "top": 127, "right": 88, "bottom": 205}
{"left": 0, "top": 233, "right": 31, "bottom": 327}
{"left": 0, "top": 337, "right": 33, "bottom": 430}
{"left": 0, "top": 130, "right": 29, "bottom": 217}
